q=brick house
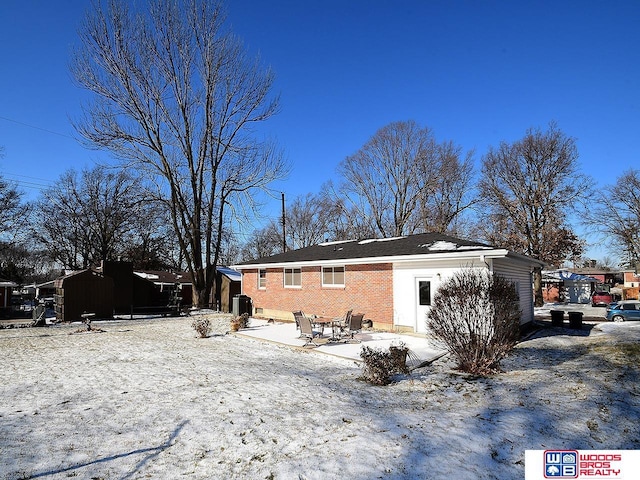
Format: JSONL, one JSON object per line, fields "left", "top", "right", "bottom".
{"left": 234, "top": 233, "right": 544, "bottom": 333}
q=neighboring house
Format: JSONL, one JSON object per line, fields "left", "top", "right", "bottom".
{"left": 620, "top": 271, "right": 640, "bottom": 300}
{"left": 542, "top": 270, "right": 600, "bottom": 304}
{"left": 569, "top": 268, "right": 621, "bottom": 288}
{"left": 53, "top": 260, "right": 242, "bottom": 321}
{"left": 0, "top": 278, "right": 18, "bottom": 318}
{"left": 234, "top": 233, "right": 544, "bottom": 333}
{"left": 623, "top": 270, "right": 640, "bottom": 288}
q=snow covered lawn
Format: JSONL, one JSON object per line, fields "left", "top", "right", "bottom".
{"left": 1, "top": 315, "right": 639, "bottom": 479}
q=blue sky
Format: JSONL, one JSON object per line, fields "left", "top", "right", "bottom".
{"left": 1, "top": 1, "right": 639, "bottom": 260}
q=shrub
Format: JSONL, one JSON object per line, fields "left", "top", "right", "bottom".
{"left": 237, "top": 313, "right": 250, "bottom": 329}
{"left": 360, "top": 342, "right": 410, "bottom": 385}
{"left": 427, "top": 267, "right": 521, "bottom": 375}
{"left": 191, "top": 317, "right": 212, "bottom": 338}
{"left": 230, "top": 313, "right": 250, "bottom": 332}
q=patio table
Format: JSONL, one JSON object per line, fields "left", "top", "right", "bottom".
{"left": 311, "top": 316, "right": 334, "bottom": 335}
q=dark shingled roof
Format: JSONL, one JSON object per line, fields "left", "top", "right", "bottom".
{"left": 237, "top": 233, "right": 496, "bottom": 266}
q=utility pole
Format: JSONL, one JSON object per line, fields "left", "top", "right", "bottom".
{"left": 281, "top": 192, "right": 287, "bottom": 253}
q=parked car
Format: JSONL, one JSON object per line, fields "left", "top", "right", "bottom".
{"left": 606, "top": 301, "right": 640, "bottom": 322}
{"left": 591, "top": 291, "right": 613, "bottom": 307}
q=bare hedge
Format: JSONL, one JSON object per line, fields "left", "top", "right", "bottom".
{"left": 427, "top": 267, "right": 521, "bottom": 375}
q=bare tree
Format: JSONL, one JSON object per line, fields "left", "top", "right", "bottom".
{"left": 0, "top": 148, "right": 25, "bottom": 243}
{"left": 71, "top": 0, "right": 287, "bottom": 307}
{"left": 287, "top": 192, "right": 341, "bottom": 248}
{"left": 337, "top": 120, "right": 437, "bottom": 237}
{"left": 123, "top": 201, "right": 184, "bottom": 271}
{"left": 33, "top": 171, "right": 89, "bottom": 270}
{"left": 33, "top": 166, "right": 143, "bottom": 269}
{"left": 337, "top": 120, "right": 475, "bottom": 238}
{"left": 240, "top": 222, "right": 282, "bottom": 262}
{"left": 418, "top": 141, "right": 477, "bottom": 236}
{"left": 318, "top": 181, "right": 378, "bottom": 241}
{"left": 584, "top": 169, "right": 640, "bottom": 267}
{"left": 478, "top": 122, "right": 589, "bottom": 305}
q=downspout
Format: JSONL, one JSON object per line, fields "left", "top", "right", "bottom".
{"left": 529, "top": 266, "right": 535, "bottom": 324}
{"left": 481, "top": 255, "right": 493, "bottom": 272}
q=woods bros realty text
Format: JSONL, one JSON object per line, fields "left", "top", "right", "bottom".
{"left": 575, "top": 453, "right": 621, "bottom": 476}
{"left": 525, "top": 450, "right": 640, "bottom": 479}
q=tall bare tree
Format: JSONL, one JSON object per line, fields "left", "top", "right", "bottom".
{"left": 71, "top": 0, "right": 287, "bottom": 307}
{"left": 479, "top": 122, "right": 589, "bottom": 305}
{"left": 584, "top": 169, "right": 640, "bottom": 266}
{"left": 337, "top": 120, "right": 475, "bottom": 238}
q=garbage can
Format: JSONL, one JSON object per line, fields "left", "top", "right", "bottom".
{"left": 232, "top": 294, "right": 252, "bottom": 316}
{"left": 568, "top": 311, "right": 583, "bottom": 329}
{"left": 550, "top": 310, "right": 564, "bottom": 327}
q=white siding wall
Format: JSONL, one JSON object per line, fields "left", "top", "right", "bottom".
{"left": 492, "top": 258, "right": 535, "bottom": 325}
{"left": 393, "top": 257, "right": 536, "bottom": 333}
{"left": 393, "top": 259, "right": 487, "bottom": 333}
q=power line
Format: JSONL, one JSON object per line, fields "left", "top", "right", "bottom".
{"left": 3, "top": 172, "right": 54, "bottom": 184}
{"left": 7, "top": 180, "right": 50, "bottom": 191}
{"left": 0, "top": 115, "right": 75, "bottom": 140}
{"left": 1, "top": 172, "right": 53, "bottom": 192}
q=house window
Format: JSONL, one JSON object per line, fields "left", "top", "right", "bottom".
{"left": 284, "top": 268, "right": 301, "bottom": 288}
{"left": 418, "top": 281, "right": 431, "bottom": 306}
{"left": 258, "top": 269, "right": 266, "bottom": 289}
{"left": 322, "top": 266, "right": 345, "bottom": 287}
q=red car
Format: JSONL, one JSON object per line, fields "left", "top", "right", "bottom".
{"left": 591, "top": 291, "right": 613, "bottom": 307}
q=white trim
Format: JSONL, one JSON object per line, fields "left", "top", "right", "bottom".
{"left": 234, "top": 248, "right": 543, "bottom": 270}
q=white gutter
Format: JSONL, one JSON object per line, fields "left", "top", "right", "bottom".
{"left": 233, "top": 248, "right": 543, "bottom": 270}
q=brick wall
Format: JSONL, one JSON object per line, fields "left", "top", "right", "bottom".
{"left": 242, "top": 264, "right": 393, "bottom": 328}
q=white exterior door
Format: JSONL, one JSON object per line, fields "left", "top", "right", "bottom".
{"left": 415, "top": 277, "right": 434, "bottom": 333}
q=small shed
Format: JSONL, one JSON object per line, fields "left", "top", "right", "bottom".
{"left": 216, "top": 267, "right": 242, "bottom": 313}
{"left": 54, "top": 269, "right": 114, "bottom": 321}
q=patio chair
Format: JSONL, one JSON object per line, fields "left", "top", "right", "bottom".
{"left": 332, "top": 309, "right": 352, "bottom": 328}
{"left": 293, "top": 311, "right": 315, "bottom": 335}
{"left": 298, "top": 314, "right": 322, "bottom": 347}
{"left": 341, "top": 313, "right": 364, "bottom": 342}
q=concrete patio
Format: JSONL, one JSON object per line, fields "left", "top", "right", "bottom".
{"left": 234, "top": 318, "right": 446, "bottom": 366}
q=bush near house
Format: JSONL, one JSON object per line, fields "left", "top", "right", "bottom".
{"left": 427, "top": 267, "right": 521, "bottom": 376}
